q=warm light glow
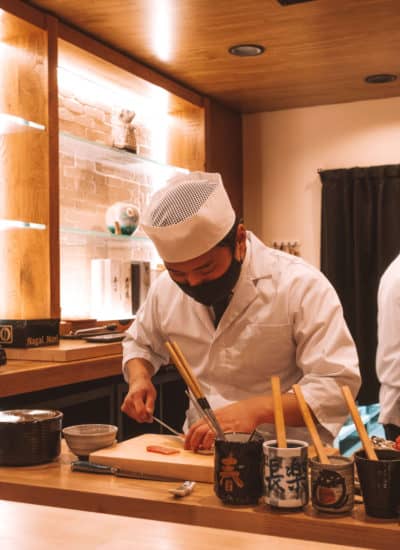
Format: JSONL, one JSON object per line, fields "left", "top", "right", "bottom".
{"left": 57, "top": 66, "right": 168, "bottom": 119}
{"left": 148, "top": 88, "right": 169, "bottom": 165}
{"left": 57, "top": 65, "right": 183, "bottom": 169}
{"left": 0, "top": 219, "right": 46, "bottom": 230}
{"left": 151, "top": 0, "right": 173, "bottom": 62}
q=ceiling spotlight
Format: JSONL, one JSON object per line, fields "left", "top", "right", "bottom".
{"left": 228, "top": 44, "right": 265, "bottom": 57}
{"left": 364, "top": 73, "right": 397, "bottom": 84}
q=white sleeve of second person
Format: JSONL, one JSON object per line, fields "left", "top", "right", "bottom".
{"left": 292, "top": 271, "right": 361, "bottom": 439}
{"left": 122, "top": 282, "right": 169, "bottom": 383}
{"left": 376, "top": 274, "right": 400, "bottom": 425}
{"left": 376, "top": 279, "right": 400, "bottom": 390}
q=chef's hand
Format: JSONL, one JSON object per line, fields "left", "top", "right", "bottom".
{"left": 121, "top": 358, "right": 157, "bottom": 422}
{"left": 184, "top": 395, "right": 268, "bottom": 451}
{"left": 184, "top": 392, "right": 306, "bottom": 451}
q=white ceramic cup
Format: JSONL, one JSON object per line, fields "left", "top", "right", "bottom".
{"left": 263, "top": 439, "right": 309, "bottom": 508}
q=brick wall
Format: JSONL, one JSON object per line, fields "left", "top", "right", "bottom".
{"left": 58, "top": 84, "right": 159, "bottom": 319}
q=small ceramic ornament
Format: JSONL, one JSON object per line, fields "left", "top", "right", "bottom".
{"left": 112, "top": 109, "right": 137, "bottom": 152}
{"left": 105, "top": 202, "right": 140, "bottom": 236}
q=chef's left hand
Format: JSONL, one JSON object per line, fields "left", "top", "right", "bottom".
{"left": 184, "top": 395, "right": 270, "bottom": 451}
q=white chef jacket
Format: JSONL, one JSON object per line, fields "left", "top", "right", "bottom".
{"left": 123, "top": 232, "right": 360, "bottom": 443}
{"left": 376, "top": 253, "right": 400, "bottom": 427}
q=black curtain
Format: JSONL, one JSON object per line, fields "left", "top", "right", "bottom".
{"left": 320, "top": 164, "right": 400, "bottom": 405}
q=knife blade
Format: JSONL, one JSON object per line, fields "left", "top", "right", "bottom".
{"left": 71, "top": 459, "right": 182, "bottom": 482}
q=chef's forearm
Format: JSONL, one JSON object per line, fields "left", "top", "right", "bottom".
{"left": 262, "top": 393, "right": 309, "bottom": 427}
{"left": 125, "top": 358, "right": 155, "bottom": 385}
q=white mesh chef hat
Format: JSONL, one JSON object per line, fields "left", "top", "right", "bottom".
{"left": 141, "top": 171, "right": 236, "bottom": 262}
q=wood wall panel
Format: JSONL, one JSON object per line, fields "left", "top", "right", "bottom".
{"left": 0, "top": 10, "right": 47, "bottom": 124}
{"left": 0, "top": 5, "right": 52, "bottom": 320}
{"left": 167, "top": 102, "right": 205, "bottom": 172}
{"left": 0, "top": 228, "right": 50, "bottom": 318}
{"left": 205, "top": 98, "right": 243, "bottom": 218}
{"left": 46, "top": 15, "right": 60, "bottom": 318}
{"left": 0, "top": 130, "right": 49, "bottom": 223}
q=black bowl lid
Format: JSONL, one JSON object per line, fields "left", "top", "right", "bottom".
{"left": 0, "top": 409, "right": 63, "bottom": 423}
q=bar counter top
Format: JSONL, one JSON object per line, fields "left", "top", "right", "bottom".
{"left": 0, "top": 446, "right": 397, "bottom": 549}
{"left": 0, "top": 347, "right": 122, "bottom": 398}
{"left": 0, "top": 499, "right": 369, "bottom": 550}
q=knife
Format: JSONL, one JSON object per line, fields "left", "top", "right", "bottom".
{"left": 71, "top": 460, "right": 182, "bottom": 482}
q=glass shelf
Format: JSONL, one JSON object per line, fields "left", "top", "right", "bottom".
{"left": 0, "top": 113, "right": 45, "bottom": 134}
{"left": 59, "top": 132, "right": 188, "bottom": 177}
{"left": 0, "top": 219, "right": 46, "bottom": 230}
{"left": 60, "top": 226, "right": 149, "bottom": 241}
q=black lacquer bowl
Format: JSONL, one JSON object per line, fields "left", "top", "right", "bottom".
{"left": 0, "top": 409, "right": 63, "bottom": 466}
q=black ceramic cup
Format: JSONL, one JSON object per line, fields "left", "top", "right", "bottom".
{"left": 214, "top": 432, "right": 264, "bottom": 505}
{"left": 355, "top": 449, "right": 400, "bottom": 518}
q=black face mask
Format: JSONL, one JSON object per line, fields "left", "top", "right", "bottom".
{"left": 175, "top": 256, "right": 242, "bottom": 306}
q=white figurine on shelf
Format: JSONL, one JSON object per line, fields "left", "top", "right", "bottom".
{"left": 112, "top": 109, "right": 137, "bottom": 153}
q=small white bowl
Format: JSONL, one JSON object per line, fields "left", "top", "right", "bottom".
{"left": 62, "top": 424, "right": 118, "bottom": 457}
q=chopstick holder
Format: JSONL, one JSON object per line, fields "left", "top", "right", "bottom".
{"left": 292, "top": 383, "right": 330, "bottom": 464}
{"left": 271, "top": 376, "right": 287, "bottom": 448}
{"left": 165, "top": 341, "right": 226, "bottom": 441}
{"left": 341, "top": 385, "right": 378, "bottom": 461}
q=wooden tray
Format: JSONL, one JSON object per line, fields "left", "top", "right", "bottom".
{"left": 4, "top": 339, "right": 122, "bottom": 362}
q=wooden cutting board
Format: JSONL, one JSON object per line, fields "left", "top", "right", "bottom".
{"left": 90, "top": 434, "right": 214, "bottom": 483}
{"left": 5, "top": 339, "right": 122, "bottom": 361}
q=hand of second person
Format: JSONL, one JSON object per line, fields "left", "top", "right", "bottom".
{"left": 184, "top": 396, "right": 268, "bottom": 451}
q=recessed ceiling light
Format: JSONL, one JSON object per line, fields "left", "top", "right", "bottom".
{"left": 364, "top": 73, "right": 397, "bottom": 84}
{"left": 228, "top": 44, "right": 265, "bottom": 57}
{"left": 277, "top": 0, "right": 315, "bottom": 5}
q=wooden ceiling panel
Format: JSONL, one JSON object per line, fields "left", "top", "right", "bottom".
{"left": 26, "top": 0, "right": 400, "bottom": 113}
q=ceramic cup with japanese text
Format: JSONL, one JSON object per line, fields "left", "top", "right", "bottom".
{"left": 214, "top": 432, "right": 264, "bottom": 505}
{"left": 263, "top": 439, "right": 309, "bottom": 509}
{"left": 310, "top": 455, "right": 354, "bottom": 514}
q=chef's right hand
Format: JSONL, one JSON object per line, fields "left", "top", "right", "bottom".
{"left": 121, "top": 359, "right": 157, "bottom": 422}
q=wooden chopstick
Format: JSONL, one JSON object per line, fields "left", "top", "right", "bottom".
{"left": 165, "top": 341, "right": 199, "bottom": 397}
{"left": 271, "top": 376, "right": 287, "bottom": 448}
{"left": 165, "top": 341, "right": 226, "bottom": 440}
{"left": 292, "top": 384, "right": 330, "bottom": 464}
{"left": 170, "top": 341, "right": 203, "bottom": 399}
{"left": 170, "top": 341, "right": 225, "bottom": 440}
{"left": 341, "top": 385, "right": 378, "bottom": 461}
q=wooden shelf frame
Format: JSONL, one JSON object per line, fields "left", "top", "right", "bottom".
{"left": 0, "top": 0, "right": 242, "bottom": 324}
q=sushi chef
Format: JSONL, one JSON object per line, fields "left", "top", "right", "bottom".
{"left": 121, "top": 171, "right": 361, "bottom": 450}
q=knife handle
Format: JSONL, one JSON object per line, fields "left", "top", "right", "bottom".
{"left": 71, "top": 460, "right": 113, "bottom": 475}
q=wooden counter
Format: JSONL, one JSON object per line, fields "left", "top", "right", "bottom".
{"left": 0, "top": 500, "right": 367, "bottom": 550}
{"left": 0, "top": 446, "right": 397, "bottom": 549}
{"left": 0, "top": 346, "right": 122, "bottom": 398}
